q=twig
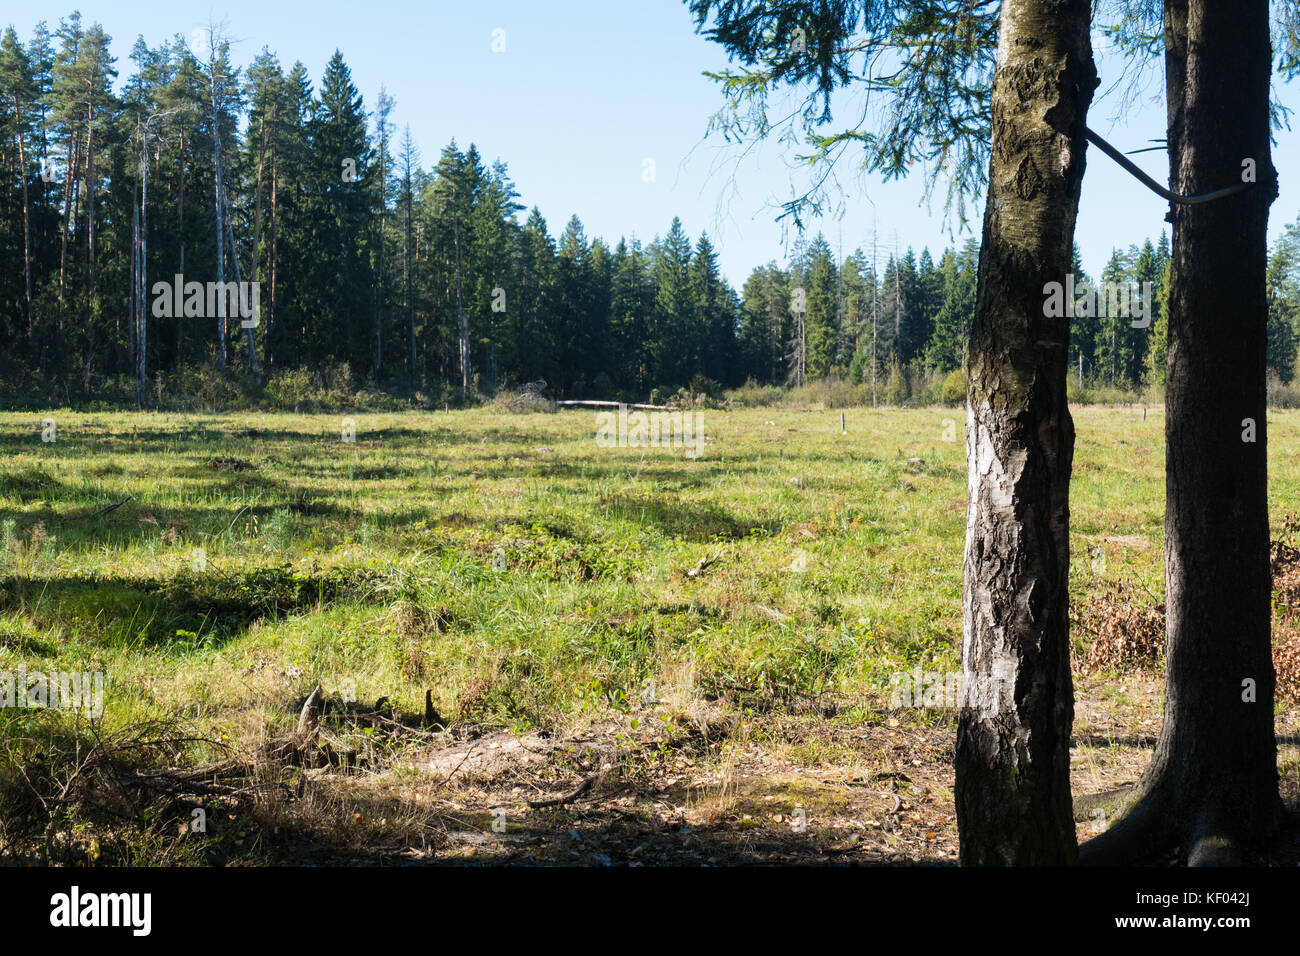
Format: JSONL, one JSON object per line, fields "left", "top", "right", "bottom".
{"left": 435, "top": 745, "right": 478, "bottom": 789}
{"left": 527, "top": 771, "right": 602, "bottom": 808}
{"left": 686, "top": 553, "right": 722, "bottom": 578}
{"left": 835, "top": 781, "right": 902, "bottom": 813}
{"left": 84, "top": 496, "right": 131, "bottom": 519}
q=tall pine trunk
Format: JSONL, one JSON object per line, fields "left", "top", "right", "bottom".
{"left": 129, "top": 135, "right": 139, "bottom": 400}
{"left": 956, "top": 0, "right": 1096, "bottom": 865}
{"left": 176, "top": 130, "right": 186, "bottom": 372}
{"left": 82, "top": 96, "right": 95, "bottom": 389}
{"left": 250, "top": 108, "right": 267, "bottom": 370}
{"left": 406, "top": 177, "right": 416, "bottom": 380}
{"left": 268, "top": 146, "right": 278, "bottom": 369}
{"left": 57, "top": 131, "right": 77, "bottom": 334}
{"left": 1081, "top": 0, "right": 1281, "bottom": 866}
{"left": 454, "top": 209, "right": 468, "bottom": 395}
{"left": 136, "top": 144, "right": 149, "bottom": 408}
{"left": 211, "top": 46, "right": 227, "bottom": 373}
{"left": 11, "top": 92, "right": 34, "bottom": 343}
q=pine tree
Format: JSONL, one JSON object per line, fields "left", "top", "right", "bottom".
{"left": 1145, "top": 236, "right": 1171, "bottom": 387}
{"left": 1, "top": 28, "right": 37, "bottom": 345}
{"left": 1266, "top": 213, "right": 1300, "bottom": 382}
{"left": 691, "top": 233, "right": 732, "bottom": 385}
{"left": 803, "top": 234, "right": 838, "bottom": 380}
{"left": 925, "top": 243, "right": 976, "bottom": 373}
{"left": 309, "top": 51, "right": 371, "bottom": 377}
{"left": 398, "top": 125, "right": 420, "bottom": 381}
{"left": 652, "top": 217, "right": 694, "bottom": 390}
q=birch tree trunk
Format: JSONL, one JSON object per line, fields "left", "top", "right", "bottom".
{"left": 956, "top": 0, "right": 1096, "bottom": 866}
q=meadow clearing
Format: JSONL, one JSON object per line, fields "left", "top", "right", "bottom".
{"left": 1, "top": 403, "right": 1298, "bottom": 864}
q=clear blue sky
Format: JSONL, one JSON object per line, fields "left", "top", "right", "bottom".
{"left": 8, "top": 1, "right": 1300, "bottom": 286}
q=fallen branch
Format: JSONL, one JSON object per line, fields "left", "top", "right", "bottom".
{"left": 527, "top": 771, "right": 603, "bottom": 808}
{"left": 84, "top": 496, "right": 131, "bottom": 519}
{"left": 836, "top": 781, "right": 902, "bottom": 813}
{"left": 686, "top": 553, "right": 721, "bottom": 578}
{"left": 555, "top": 400, "right": 669, "bottom": 410}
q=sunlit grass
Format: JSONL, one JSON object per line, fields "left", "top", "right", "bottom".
{"left": 0, "top": 403, "right": 1295, "bottom": 753}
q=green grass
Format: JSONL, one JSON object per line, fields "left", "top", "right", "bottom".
{"left": 0, "top": 404, "right": 1217, "bottom": 721}
{"left": 0, "top": 403, "right": 1295, "bottom": 861}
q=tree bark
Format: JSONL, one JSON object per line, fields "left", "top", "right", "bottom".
{"left": 454, "top": 204, "right": 469, "bottom": 395}
{"left": 210, "top": 40, "right": 227, "bottom": 373}
{"left": 12, "top": 92, "right": 34, "bottom": 343}
{"left": 1080, "top": 0, "right": 1281, "bottom": 867}
{"left": 268, "top": 144, "right": 278, "bottom": 369}
{"left": 250, "top": 107, "right": 267, "bottom": 373}
{"left": 406, "top": 172, "right": 416, "bottom": 379}
{"left": 139, "top": 163, "right": 147, "bottom": 407}
{"left": 130, "top": 134, "right": 139, "bottom": 401}
{"left": 57, "top": 131, "right": 77, "bottom": 329}
{"left": 138, "top": 146, "right": 149, "bottom": 408}
{"left": 956, "top": 0, "right": 1096, "bottom": 865}
{"left": 82, "top": 95, "right": 95, "bottom": 390}
{"left": 176, "top": 129, "right": 186, "bottom": 372}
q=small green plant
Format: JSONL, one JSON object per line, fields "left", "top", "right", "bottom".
{"left": 261, "top": 508, "right": 297, "bottom": 551}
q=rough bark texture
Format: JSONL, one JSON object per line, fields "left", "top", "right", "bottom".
{"left": 956, "top": 0, "right": 1096, "bottom": 866}
{"left": 1080, "top": 0, "right": 1281, "bottom": 867}
{"left": 13, "top": 92, "right": 34, "bottom": 342}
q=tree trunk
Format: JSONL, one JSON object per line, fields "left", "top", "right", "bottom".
{"left": 130, "top": 136, "right": 139, "bottom": 401}
{"left": 251, "top": 111, "right": 266, "bottom": 289}
{"left": 138, "top": 147, "right": 148, "bottom": 408}
{"left": 268, "top": 146, "right": 278, "bottom": 369}
{"left": 406, "top": 180, "right": 416, "bottom": 379}
{"left": 453, "top": 208, "right": 468, "bottom": 395}
{"left": 375, "top": 131, "right": 386, "bottom": 379}
{"left": 1080, "top": 0, "right": 1281, "bottom": 867}
{"left": 211, "top": 44, "right": 227, "bottom": 373}
{"left": 250, "top": 109, "right": 267, "bottom": 373}
{"left": 12, "top": 93, "right": 34, "bottom": 343}
{"left": 224, "top": 182, "right": 257, "bottom": 374}
{"left": 57, "top": 131, "right": 77, "bottom": 328}
{"left": 176, "top": 129, "right": 186, "bottom": 372}
{"left": 82, "top": 97, "right": 95, "bottom": 390}
{"left": 956, "top": 0, "right": 1096, "bottom": 866}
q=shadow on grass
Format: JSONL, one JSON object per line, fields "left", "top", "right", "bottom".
{"left": 0, "top": 564, "right": 385, "bottom": 652}
{"left": 598, "top": 493, "right": 784, "bottom": 542}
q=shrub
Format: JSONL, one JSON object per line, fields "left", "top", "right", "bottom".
{"left": 1267, "top": 370, "right": 1300, "bottom": 409}
{"left": 264, "top": 368, "right": 315, "bottom": 409}
{"left": 726, "top": 379, "right": 786, "bottom": 407}
{"left": 880, "top": 357, "right": 908, "bottom": 406}
{"left": 941, "top": 368, "right": 966, "bottom": 405}
{"left": 492, "top": 381, "right": 554, "bottom": 413}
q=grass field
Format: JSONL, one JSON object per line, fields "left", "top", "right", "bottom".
{"left": 2, "top": 404, "right": 1298, "bottom": 864}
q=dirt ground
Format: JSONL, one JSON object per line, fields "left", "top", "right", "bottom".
{"left": 251, "top": 674, "right": 1300, "bottom": 866}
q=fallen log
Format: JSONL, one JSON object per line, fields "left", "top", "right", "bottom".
{"left": 554, "top": 400, "right": 669, "bottom": 410}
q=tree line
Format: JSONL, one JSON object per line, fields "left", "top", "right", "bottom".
{"left": 4, "top": 14, "right": 1300, "bottom": 409}
{"left": 0, "top": 15, "right": 735, "bottom": 403}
